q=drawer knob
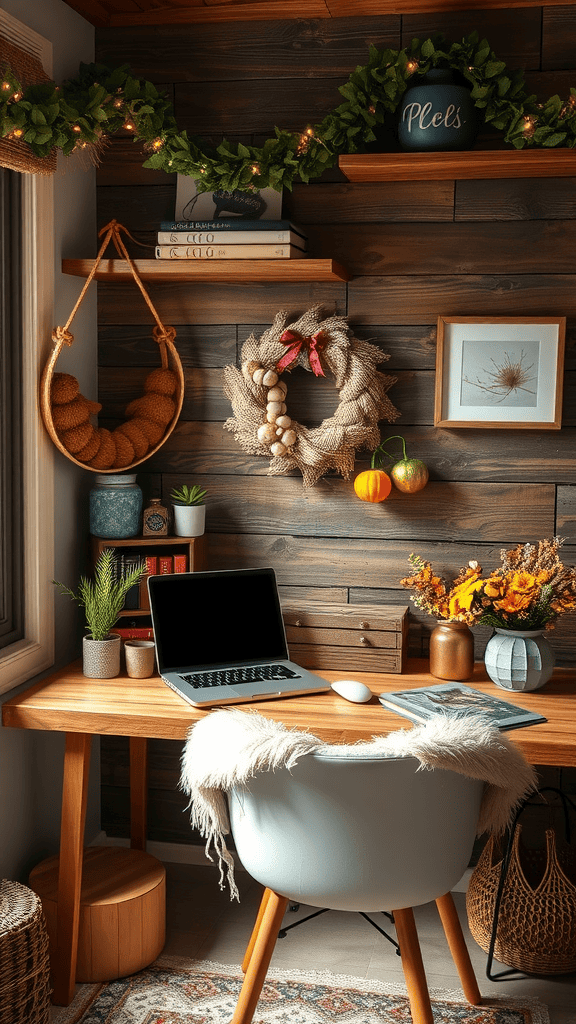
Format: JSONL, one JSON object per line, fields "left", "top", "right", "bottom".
{"left": 359, "top": 621, "right": 369, "bottom": 629}
{"left": 359, "top": 635, "right": 369, "bottom": 645}
{"left": 294, "top": 619, "right": 302, "bottom": 627}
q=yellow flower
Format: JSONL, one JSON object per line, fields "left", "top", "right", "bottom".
{"left": 510, "top": 570, "right": 537, "bottom": 593}
{"left": 447, "top": 576, "right": 484, "bottom": 618}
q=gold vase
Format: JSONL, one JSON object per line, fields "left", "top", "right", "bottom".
{"left": 429, "top": 620, "right": 474, "bottom": 681}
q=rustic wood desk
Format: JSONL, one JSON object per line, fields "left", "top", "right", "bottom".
{"left": 3, "top": 658, "right": 575, "bottom": 1005}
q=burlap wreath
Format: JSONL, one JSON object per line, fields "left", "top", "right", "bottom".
{"left": 223, "top": 305, "right": 399, "bottom": 487}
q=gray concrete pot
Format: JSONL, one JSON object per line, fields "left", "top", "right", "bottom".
{"left": 82, "top": 633, "right": 121, "bottom": 679}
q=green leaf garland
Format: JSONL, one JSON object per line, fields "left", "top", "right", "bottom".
{"left": 1, "top": 32, "right": 576, "bottom": 192}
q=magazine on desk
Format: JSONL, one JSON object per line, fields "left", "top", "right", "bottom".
{"left": 378, "top": 682, "right": 547, "bottom": 731}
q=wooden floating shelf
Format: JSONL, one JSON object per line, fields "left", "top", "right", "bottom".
{"left": 339, "top": 149, "right": 576, "bottom": 182}
{"left": 62, "top": 258, "right": 351, "bottom": 283}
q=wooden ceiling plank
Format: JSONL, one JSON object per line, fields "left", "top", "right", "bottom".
{"left": 60, "top": 0, "right": 112, "bottom": 27}
{"left": 63, "top": 0, "right": 576, "bottom": 27}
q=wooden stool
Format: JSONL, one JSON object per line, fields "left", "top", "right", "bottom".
{"left": 29, "top": 846, "right": 165, "bottom": 982}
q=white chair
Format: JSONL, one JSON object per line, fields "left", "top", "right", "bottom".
{"left": 226, "top": 749, "right": 484, "bottom": 1024}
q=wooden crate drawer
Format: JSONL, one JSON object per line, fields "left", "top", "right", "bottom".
{"left": 282, "top": 601, "right": 408, "bottom": 673}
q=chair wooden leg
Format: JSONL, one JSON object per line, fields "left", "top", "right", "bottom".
{"left": 435, "top": 892, "right": 482, "bottom": 1006}
{"left": 231, "top": 889, "right": 289, "bottom": 1024}
{"left": 393, "top": 907, "right": 434, "bottom": 1024}
{"left": 242, "top": 887, "right": 271, "bottom": 973}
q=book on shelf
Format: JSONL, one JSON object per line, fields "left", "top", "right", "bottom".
{"left": 115, "top": 626, "right": 155, "bottom": 640}
{"left": 157, "top": 229, "right": 307, "bottom": 249}
{"left": 139, "top": 554, "right": 158, "bottom": 612}
{"left": 159, "top": 218, "right": 306, "bottom": 237}
{"left": 159, "top": 555, "right": 173, "bottom": 574}
{"left": 173, "top": 553, "right": 188, "bottom": 573}
{"left": 155, "top": 243, "right": 304, "bottom": 260}
{"left": 378, "top": 682, "right": 547, "bottom": 731}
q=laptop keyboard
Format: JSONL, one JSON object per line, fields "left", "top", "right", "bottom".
{"left": 180, "top": 664, "right": 300, "bottom": 689}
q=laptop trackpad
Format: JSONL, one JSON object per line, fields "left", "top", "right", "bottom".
{"left": 230, "top": 681, "right": 293, "bottom": 698}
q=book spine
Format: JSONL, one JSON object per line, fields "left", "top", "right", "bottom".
{"left": 157, "top": 230, "right": 306, "bottom": 249}
{"left": 159, "top": 219, "right": 305, "bottom": 235}
{"left": 116, "top": 626, "right": 155, "bottom": 640}
{"left": 173, "top": 553, "right": 188, "bottom": 573}
{"left": 158, "top": 555, "right": 173, "bottom": 574}
{"left": 155, "top": 244, "right": 300, "bottom": 260}
{"left": 139, "top": 555, "right": 159, "bottom": 612}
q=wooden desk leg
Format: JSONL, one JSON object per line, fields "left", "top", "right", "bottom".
{"left": 52, "top": 732, "right": 92, "bottom": 1006}
{"left": 130, "top": 736, "right": 148, "bottom": 851}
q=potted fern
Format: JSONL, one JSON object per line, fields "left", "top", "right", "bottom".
{"left": 170, "top": 483, "right": 207, "bottom": 537}
{"left": 53, "top": 548, "right": 147, "bottom": 678}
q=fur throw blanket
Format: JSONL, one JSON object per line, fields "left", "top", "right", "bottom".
{"left": 180, "top": 708, "right": 537, "bottom": 900}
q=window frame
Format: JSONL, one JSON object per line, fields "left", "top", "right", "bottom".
{"left": 0, "top": 16, "right": 55, "bottom": 693}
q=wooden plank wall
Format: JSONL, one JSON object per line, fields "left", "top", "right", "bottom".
{"left": 94, "top": 6, "right": 576, "bottom": 842}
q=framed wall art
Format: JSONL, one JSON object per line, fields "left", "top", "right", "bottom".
{"left": 434, "top": 316, "right": 566, "bottom": 430}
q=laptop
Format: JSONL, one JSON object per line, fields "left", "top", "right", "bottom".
{"left": 148, "top": 566, "right": 330, "bottom": 707}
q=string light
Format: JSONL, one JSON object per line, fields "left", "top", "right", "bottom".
{"left": 122, "top": 119, "right": 136, "bottom": 131}
{"left": 11, "top": 91, "right": 22, "bottom": 102}
{"left": 406, "top": 60, "right": 419, "bottom": 74}
{"left": 72, "top": 124, "right": 82, "bottom": 133}
{"left": 10, "top": 128, "right": 23, "bottom": 138}
{"left": 521, "top": 115, "right": 537, "bottom": 137}
{"left": 113, "top": 98, "right": 123, "bottom": 109}
{"left": 251, "top": 163, "right": 260, "bottom": 174}
{"left": 368, "top": 104, "right": 376, "bottom": 115}
{"left": 1, "top": 81, "right": 11, "bottom": 91}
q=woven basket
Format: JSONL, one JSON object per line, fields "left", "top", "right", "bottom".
{"left": 40, "top": 219, "right": 184, "bottom": 473}
{"left": 466, "top": 822, "right": 576, "bottom": 974}
{"left": 0, "top": 879, "right": 51, "bottom": 1023}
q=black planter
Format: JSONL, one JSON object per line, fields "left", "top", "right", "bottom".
{"left": 397, "top": 69, "right": 478, "bottom": 152}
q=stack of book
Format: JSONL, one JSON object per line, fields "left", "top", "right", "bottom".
{"left": 155, "top": 218, "right": 308, "bottom": 261}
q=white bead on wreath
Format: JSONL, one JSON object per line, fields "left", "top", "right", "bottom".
{"left": 223, "top": 305, "right": 399, "bottom": 488}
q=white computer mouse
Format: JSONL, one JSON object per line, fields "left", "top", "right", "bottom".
{"left": 331, "top": 680, "right": 373, "bottom": 704}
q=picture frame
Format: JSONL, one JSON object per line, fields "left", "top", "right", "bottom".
{"left": 434, "top": 316, "right": 566, "bottom": 430}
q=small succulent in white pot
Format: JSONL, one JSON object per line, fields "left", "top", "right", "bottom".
{"left": 170, "top": 483, "right": 207, "bottom": 537}
{"left": 53, "top": 548, "right": 147, "bottom": 678}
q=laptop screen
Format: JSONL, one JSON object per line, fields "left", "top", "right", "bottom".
{"left": 148, "top": 567, "right": 290, "bottom": 672}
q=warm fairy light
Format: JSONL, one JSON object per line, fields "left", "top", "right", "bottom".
{"left": 72, "top": 124, "right": 82, "bottom": 133}
{"left": 251, "top": 163, "right": 260, "bottom": 174}
{"left": 522, "top": 115, "right": 537, "bottom": 136}
{"left": 368, "top": 104, "right": 376, "bottom": 114}
{"left": 11, "top": 91, "right": 22, "bottom": 102}
{"left": 122, "top": 119, "right": 136, "bottom": 131}
{"left": 11, "top": 128, "right": 23, "bottom": 138}
{"left": 406, "top": 60, "right": 419, "bottom": 74}
{"left": 1, "top": 81, "right": 11, "bottom": 91}
{"left": 151, "top": 137, "right": 163, "bottom": 150}
{"left": 113, "top": 98, "right": 123, "bottom": 109}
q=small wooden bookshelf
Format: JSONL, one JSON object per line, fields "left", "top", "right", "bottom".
{"left": 91, "top": 534, "right": 207, "bottom": 622}
{"left": 62, "top": 258, "right": 351, "bottom": 283}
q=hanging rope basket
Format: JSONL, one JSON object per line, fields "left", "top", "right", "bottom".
{"left": 40, "top": 220, "right": 184, "bottom": 473}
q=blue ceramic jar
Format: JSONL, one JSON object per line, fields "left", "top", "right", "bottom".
{"left": 397, "top": 69, "right": 478, "bottom": 152}
{"left": 89, "top": 474, "right": 143, "bottom": 538}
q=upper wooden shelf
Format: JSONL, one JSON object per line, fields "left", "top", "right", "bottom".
{"left": 62, "top": 258, "right": 351, "bottom": 283}
{"left": 339, "top": 149, "right": 576, "bottom": 182}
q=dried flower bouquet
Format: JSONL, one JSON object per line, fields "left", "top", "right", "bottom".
{"left": 401, "top": 537, "right": 576, "bottom": 632}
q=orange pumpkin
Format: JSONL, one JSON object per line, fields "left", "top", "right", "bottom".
{"left": 353, "top": 469, "right": 392, "bottom": 503}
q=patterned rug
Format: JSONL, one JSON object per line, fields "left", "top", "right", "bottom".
{"left": 53, "top": 956, "right": 550, "bottom": 1024}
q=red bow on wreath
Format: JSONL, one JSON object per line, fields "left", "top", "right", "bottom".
{"left": 276, "top": 329, "right": 326, "bottom": 377}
